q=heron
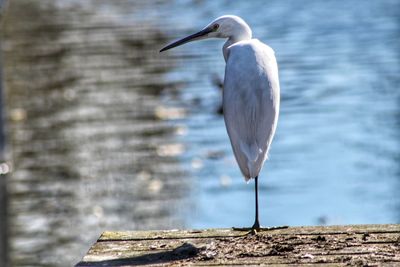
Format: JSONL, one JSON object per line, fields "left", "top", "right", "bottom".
{"left": 160, "top": 15, "right": 280, "bottom": 232}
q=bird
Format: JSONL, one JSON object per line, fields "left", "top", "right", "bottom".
{"left": 160, "top": 15, "right": 280, "bottom": 231}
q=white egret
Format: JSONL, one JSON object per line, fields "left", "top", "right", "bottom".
{"left": 160, "top": 15, "right": 280, "bottom": 231}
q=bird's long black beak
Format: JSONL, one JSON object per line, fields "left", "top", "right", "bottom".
{"left": 160, "top": 27, "right": 213, "bottom": 52}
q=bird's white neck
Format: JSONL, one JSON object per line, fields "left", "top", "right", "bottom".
{"left": 222, "top": 27, "right": 252, "bottom": 62}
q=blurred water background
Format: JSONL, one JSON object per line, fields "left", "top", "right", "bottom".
{"left": 0, "top": 0, "right": 399, "bottom": 266}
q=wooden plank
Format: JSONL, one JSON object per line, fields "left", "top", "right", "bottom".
{"left": 99, "top": 228, "right": 248, "bottom": 241}
{"left": 77, "top": 224, "right": 400, "bottom": 266}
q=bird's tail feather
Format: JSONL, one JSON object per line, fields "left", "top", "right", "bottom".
{"left": 239, "top": 142, "right": 262, "bottom": 180}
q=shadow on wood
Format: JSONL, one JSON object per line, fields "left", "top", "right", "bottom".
{"left": 76, "top": 242, "right": 199, "bottom": 266}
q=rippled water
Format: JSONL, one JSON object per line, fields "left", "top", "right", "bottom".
{"left": 1, "top": 0, "right": 399, "bottom": 266}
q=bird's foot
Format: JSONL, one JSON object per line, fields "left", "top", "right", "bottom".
{"left": 232, "top": 225, "right": 289, "bottom": 235}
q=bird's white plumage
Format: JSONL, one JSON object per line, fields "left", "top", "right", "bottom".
{"left": 160, "top": 15, "right": 280, "bottom": 182}
{"left": 223, "top": 39, "right": 280, "bottom": 180}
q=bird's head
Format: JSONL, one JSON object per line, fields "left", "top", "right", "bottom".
{"left": 160, "top": 15, "right": 252, "bottom": 52}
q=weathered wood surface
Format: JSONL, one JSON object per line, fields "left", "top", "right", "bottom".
{"left": 77, "top": 224, "right": 400, "bottom": 266}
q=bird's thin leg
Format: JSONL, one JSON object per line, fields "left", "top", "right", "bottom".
{"left": 251, "top": 176, "right": 260, "bottom": 230}
{"left": 232, "top": 176, "right": 289, "bottom": 234}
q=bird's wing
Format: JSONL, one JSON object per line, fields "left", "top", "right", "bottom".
{"left": 223, "top": 40, "right": 280, "bottom": 180}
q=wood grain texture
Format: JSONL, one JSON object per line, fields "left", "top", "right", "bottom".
{"left": 77, "top": 224, "right": 400, "bottom": 266}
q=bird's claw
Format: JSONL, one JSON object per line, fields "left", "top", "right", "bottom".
{"left": 232, "top": 225, "right": 289, "bottom": 234}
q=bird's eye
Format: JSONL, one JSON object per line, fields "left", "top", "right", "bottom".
{"left": 213, "top": 24, "right": 219, "bottom": 31}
